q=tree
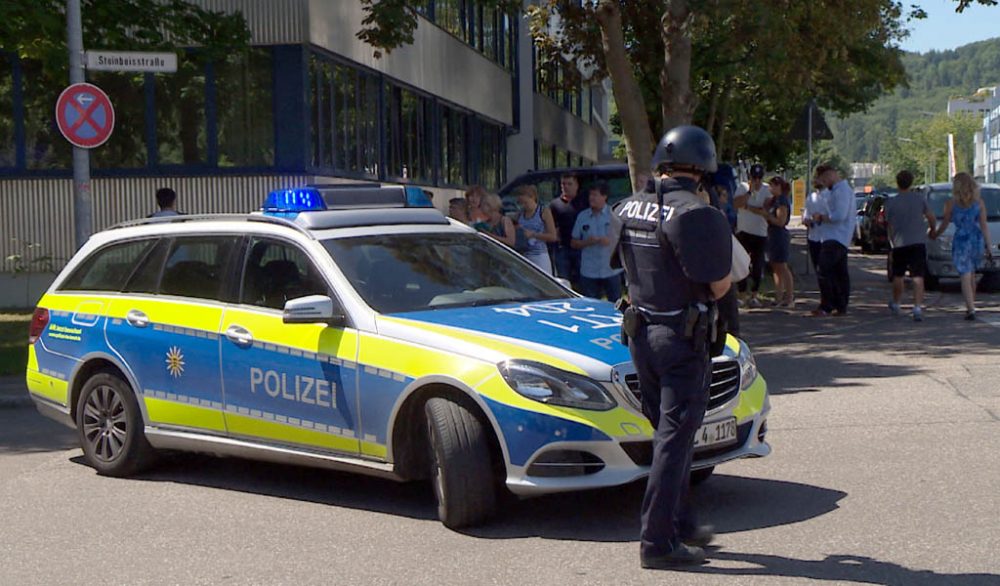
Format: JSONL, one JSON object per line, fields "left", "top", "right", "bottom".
{"left": 357, "top": 1, "right": 998, "bottom": 188}
{"left": 886, "top": 111, "right": 982, "bottom": 183}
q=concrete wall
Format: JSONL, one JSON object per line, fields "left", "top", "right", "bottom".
{"left": 533, "top": 95, "right": 601, "bottom": 162}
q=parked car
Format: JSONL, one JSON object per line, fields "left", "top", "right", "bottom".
{"left": 922, "top": 182, "right": 1000, "bottom": 289}
{"left": 857, "top": 193, "right": 891, "bottom": 253}
{"left": 498, "top": 164, "right": 632, "bottom": 213}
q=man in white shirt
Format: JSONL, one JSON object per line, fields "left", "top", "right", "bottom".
{"left": 734, "top": 163, "right": 770, "bottom": 307}
{"left": 810, "top": 164, "right": 856, "bottom": 316}
{"left": 802, "top": 180, "right": 830, "bottom": 270}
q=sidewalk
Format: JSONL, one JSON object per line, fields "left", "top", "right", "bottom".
{"left": 0, "top": 375, "right": 31, "bottom": 409}
{"left": 737, "top": 227, "right": 1000, "bottom": 359}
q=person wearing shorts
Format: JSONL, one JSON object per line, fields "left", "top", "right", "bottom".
{"left": 885, "top": 170, "right": 936, "bottom": 321}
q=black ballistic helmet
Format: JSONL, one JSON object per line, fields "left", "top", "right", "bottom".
{"left": 651, "top": 125, "right": 718, "bottom": 174}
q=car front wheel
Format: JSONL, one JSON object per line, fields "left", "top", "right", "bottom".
{"left": 76, "top": 371, "right": 156, "bottom": 477}
{"left": 424, "top": 397, "right": 498, "bottom": 529}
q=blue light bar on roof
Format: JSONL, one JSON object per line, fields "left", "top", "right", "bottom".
{"left": 262, "top": 188, "right": 327, "bottom": 217}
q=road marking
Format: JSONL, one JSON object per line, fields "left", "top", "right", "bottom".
{"left": 979, "top": 315, "right": 1000, "bottom": 328}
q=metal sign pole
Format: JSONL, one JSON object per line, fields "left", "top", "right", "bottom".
{"left": 67, "top": 0, "right": 92, "bottom": 249}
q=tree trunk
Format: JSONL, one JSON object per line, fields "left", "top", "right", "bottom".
{"left": 596, "top": 0, "right": 653, "bottom": 192}
{"left": 660, "top": 0, "right": 694, "bottom": 132}
{"left": 705, "top": 82, "right": 720, "bottom": 136}
{"left": 715, "top": 84, "right": 733, "bottom": 155}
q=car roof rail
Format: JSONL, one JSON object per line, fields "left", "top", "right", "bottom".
{"left": 106, "top": 213, "right": 315, "bottom": 239}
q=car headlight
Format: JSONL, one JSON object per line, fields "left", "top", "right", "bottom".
{"left": 498, "top": 361, "right": 616, "bottom": 411}
{"left": 737, "top": 340, "right": 757, "bottom": 391}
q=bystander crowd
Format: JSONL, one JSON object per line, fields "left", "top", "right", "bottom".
{"left": 885, "top": 170, "right": 937, "bottom": 321}
{"left": 571, "top": 182, "right": 623, "bottom": 300}
{"left": 549, "top": 173, "right": 588, "bottom": 283}
{"left": 933, "top": 172, "right": 994, "bottom": 320}
{"left": 809, "top": 164, "right": 855, "bottom": 316}
{"left": 734, "top": 164, "right": 770, "bottom": 307}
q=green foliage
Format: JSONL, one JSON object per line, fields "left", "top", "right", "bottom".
{"left": 882, "top": 111, "right": 982, "bottom": 183}
{"left": 832, "top": 37, "right": 1000, "bottom": 163}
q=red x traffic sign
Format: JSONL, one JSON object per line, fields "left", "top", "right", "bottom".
{"left": 55, "top": 82, "right": 115, "bottom": 149}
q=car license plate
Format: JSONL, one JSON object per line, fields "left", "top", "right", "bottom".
{"left": 694, "top": 417, "right": 737, "bottom": 450}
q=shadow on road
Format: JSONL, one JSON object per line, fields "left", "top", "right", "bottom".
{"left": 688, "top": 551, "right": 999, "bottom": 585}
{"left": 465, "top": 474, "right": 845, "bottom": 542}
{"left": 0, "top": 407, "right": 77, "bottom": 455}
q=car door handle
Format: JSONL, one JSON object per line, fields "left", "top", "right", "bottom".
{"left": 225, "top": 325, "right": 254, "bottom": 347}
{"left": 125, "top": 309, "right": 149, "bottom": 328}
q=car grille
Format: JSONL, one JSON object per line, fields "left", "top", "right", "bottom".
{"left": 618, "top": 358, "right": 741, "bottom": 413}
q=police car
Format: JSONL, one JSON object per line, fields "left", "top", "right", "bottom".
{"left": 25, "top": 185, "right": 770, "bottom": 528}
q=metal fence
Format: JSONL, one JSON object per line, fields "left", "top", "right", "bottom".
{"left": 0, "top": 174, "right": 308, "bottom": 272}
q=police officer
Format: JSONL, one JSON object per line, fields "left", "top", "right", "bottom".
{"left": 610, "top": 125, "right": 732, "bottom": 569}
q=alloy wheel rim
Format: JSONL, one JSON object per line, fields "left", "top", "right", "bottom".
{"left": 81, "top": 385, "right": 127, "bottom": 462}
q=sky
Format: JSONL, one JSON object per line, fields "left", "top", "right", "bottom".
{"left": 900, "top": 0, "right": 1000, "bottom": 53}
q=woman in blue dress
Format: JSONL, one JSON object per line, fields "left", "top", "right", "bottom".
{"left": 756, "top": 176, "right": 794, "bottom": 307}
{"left": 934, "top": 172, "right": 994, "bottom": 320}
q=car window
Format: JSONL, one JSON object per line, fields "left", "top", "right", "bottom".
{"left": 240, "top": 238, "right": 329, "bottom": 310}
{"left": 158, "top": 236, "right": 239, "bottom": 301}
{"left": 123, "top": 239, "right": 170, "bottom": 294}
{"left": 322, "top": 232, "right": 568, "bottom": 314}
{"left": 60, "top": 239, "right": 155, "bottom": 292}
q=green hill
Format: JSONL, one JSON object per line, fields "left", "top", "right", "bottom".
{"left": 831, "top": 37, "right": 1000, "bottom": 163}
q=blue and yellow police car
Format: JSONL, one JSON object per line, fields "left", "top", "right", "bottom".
{"left": 26, "top": 185, "right": 770, "bottom": 528}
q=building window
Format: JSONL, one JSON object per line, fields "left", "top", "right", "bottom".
{"left": 478, "top": 120, "right": 505, "bottom": 190}
{"left": 386, "top": 84, "right": 434, "bottom": 182}
{"left": 535, "top": 140, "right": 554, "bottom": 170}
{"left": 3, "top": 47, "right": 274, "bottom": 175}
{"left": 217, "top": 49, "right": 274, "bottom": 167}
{"left": 417, "top": 1, "right": 515, "bottom": 71}
{"left": 90, "top": 71, "right": 147, "bottom": 169}
{"left": 155, "top": 61, "right": 207, "bottom": 165}
{"left": 310, "top": 53, "right": 380, "bottom": 177}
{"left": 0, "top": 54, "right": 15, "bottom": 167}
{"left": 442, "top": 106, "right": 467, "bottom": 186}
{"left": 21, "top": 59, "right": 72, "bottom": 170}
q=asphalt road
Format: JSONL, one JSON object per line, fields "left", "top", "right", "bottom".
{"left": 1, "top": 248, "right": 998, "bottom": 585}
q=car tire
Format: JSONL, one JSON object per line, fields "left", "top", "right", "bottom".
{"left": 424, "top": 397, "right": 498, "bottom": 529}
{"left": 925, "top": 275, "right": 940, "bottom": 291}
{"left": 76, "top": 371, "right": 156, "bottom": 477}
{"left": 690, "top": 466, "right": 715, "bottom": 486}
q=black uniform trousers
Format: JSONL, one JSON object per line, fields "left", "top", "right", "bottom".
{"left": 629, "top": 319, "right": 710, "bottom": 559}
{"left": 817, "top": 241, "right": 851, "bottom": 313}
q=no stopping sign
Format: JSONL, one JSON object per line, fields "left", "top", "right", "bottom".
{"left": 55, "top": 83, "right": 115, "bottom": 149}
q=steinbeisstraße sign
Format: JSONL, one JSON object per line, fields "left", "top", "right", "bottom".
{"left": 85, "top": 51, "right": 178, "bottom": 73}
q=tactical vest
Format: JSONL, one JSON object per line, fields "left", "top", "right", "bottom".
{"left": 613, "top": 185, "right": 713, "bottom": 313}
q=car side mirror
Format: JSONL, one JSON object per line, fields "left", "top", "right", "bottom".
{"left": 282, "top": 295, "right": 347, "bottom": 327}
{"left": 555, "top": 278, "right": 573, "bottom": 290}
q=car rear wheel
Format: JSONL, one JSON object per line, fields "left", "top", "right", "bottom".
{"left": 690, "top": 466, "right": 715, "bottom": 486}
{"left": 424, "top": 397, "right": 497, "bottom": 529}
{"left": 76, "top": 371, "right": 156, "bottom": 477}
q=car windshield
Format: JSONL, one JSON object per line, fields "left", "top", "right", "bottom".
{"left": 927, "top": 187, "right": 1000, "bottom": 220}
{"left": 322, "top": 232, "right": 570, "bottom": 313}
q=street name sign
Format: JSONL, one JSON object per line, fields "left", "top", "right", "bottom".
{"left": 55, "top": 83, "right": 115, "bottom": 149}
{"left": 85, "top": 50, "right": 178, "bottom": 73}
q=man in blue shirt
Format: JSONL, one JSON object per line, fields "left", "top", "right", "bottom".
{"left": 148, "top": 187, "right": 181, "bottom": 218}
{"left": 810, "top": 164, "right": 856, "bottom": 316}
{"left": 571, "top": 182, "right": 623, "bottom": 300}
